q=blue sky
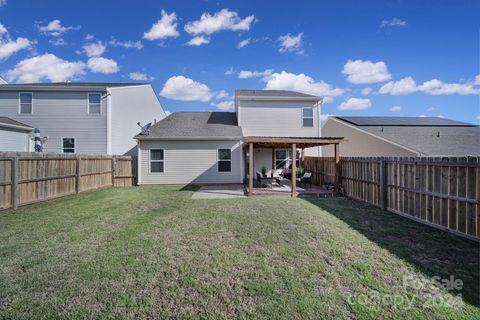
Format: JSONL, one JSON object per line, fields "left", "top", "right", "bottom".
{"left": 0, "top": 0, "right": 479, "bottom": 123}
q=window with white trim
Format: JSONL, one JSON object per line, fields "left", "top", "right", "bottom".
{"left": 88, "top": 93, "right": 101, "bottom": 114}
{"left": 302, "top": 107, "right": 314, "bottom": 127}
{"left": 218, "top": 149, "right": 231, "bottom": 172}
{"left": 19, "top": 93, "right": 33, "bottom": 114}
{"left": 275, "top": 149, "right": 291, "bottom": 169}
{"left": 150, "top": 149, "right": 164, "bottom": 173}
{"left": 62, "top": 138, "right": 75, "bottom": 153}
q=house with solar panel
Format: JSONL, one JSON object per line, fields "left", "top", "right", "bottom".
{"left": 321, "top": 116, "right": 480, "bottom": 157}
{"left": 0, "top": 82, "right": 166, "bottom": 154}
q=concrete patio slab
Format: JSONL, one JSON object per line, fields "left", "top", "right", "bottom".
{"left": 191, "top": 184, "right": 246, "bottom": 199}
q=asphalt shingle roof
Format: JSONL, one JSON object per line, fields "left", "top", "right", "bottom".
{"left": 135, "top": 112, "right": 243, "bottom": 140}
{"left": 0, "top": 117, "right": 33, "bottom": 129}
{"left": 333, "top": 116, "right": 480, "bottom": 156}
{"left": 236, "top": 90, "right": 319, "bottom": 98}
{"left": 336, "top": 116, "right": 475, "bottom": 127}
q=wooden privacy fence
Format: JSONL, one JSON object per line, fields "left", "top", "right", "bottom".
{"left": 0, "top": 152, "right": 136, "bottom": 210}
{"left": 304, "top": 156, "right": 480, "bottom": 241}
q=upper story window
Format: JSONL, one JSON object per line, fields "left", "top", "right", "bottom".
{"left": 62, "top": 138, "right": 75, "bottom": 153}
{"left": 88, "top": 93, "right": 101, "bottom": 114}
{"left": 218, "top": 149, "right": 232, "bottom": 172}
{"left": 302, "top": 107, "right": 314, "bottom": 127}
{"left": 19, "top": 93, "right": 33, "bottom": 114}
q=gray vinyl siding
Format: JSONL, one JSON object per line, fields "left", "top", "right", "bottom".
{"left": 238, "top": 100, "right": 319, "bottom": 137}
{"left": 109, "top": 85, "right": 166, "bottom": 155}
{"left": 138, "top": 140, "right": 243, "bottom": 185}
{"left": 0, "top": 127, "right": 31, "bottom": 151}
{"left": 0, "top": 91, "right": 107, "bottom": 153}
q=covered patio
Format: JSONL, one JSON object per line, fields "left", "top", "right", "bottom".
{"left": 243, "top": 136, "right": 344, "bottom": 197}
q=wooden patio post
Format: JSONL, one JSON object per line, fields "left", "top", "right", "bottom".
{"left": 271, "top": 148, "right": 275, "bottom": 177}
{"left": 334, "top": 143, "right": 341, "bottom": 190}
{"left": 248, "top": 143, "right": 254, "bottom": 195}
{"left": 291, "top": 143, "right": 296, "bottom": 197}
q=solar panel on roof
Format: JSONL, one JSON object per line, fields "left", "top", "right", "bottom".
{"left": 336, "top": 116, "right": 475, "bottom": 127}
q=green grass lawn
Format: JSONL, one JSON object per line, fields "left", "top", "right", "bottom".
{"left": 0, "top": 185, "right": 478, "bottom": 319}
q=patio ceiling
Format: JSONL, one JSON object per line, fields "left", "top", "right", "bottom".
{"left": 242, "top": 136, "right": 344, "bottom": 148}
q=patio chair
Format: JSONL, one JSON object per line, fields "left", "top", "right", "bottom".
{"left": 296, "top": 172, "right": 312, "bottom": 188}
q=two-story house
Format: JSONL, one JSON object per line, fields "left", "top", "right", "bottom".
{"left": 0, "top": 82, "right": 166, "bottom": 155}
{"left": 135, "top": 90, "right": 342, "bottom": 192}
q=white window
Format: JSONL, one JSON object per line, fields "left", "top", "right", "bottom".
{"left": 275, "top": 149, "right": 291, "bottom": 169}
{"left": 150, "top": 149, "right": 164, "bottom": 173}
{"left": 19, "top": 92, "right": 33, "bottom": 114}
{"left": 218, "top": 149, "right": 231, "bottom": 172}
{"left": 302, "top": 107, "right": 314, "bottom": 127}
{"left": 88, "top": 93, "right": 101, "bottom": 114}
{"left": 62, "top": 138, "right": 75, "bottom": 153}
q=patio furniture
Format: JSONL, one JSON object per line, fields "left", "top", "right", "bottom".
{"left": 275, "top": 177, "right": 289, "bottom": 187}
{"left": 296, "top": 172, "right": 312, "bottom": 188}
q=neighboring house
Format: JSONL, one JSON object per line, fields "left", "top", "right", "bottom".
{"left": 0, "top": 82, "right": 166, "bottom": 155}
{"left": 322, "top": 116, "right": 480, "bottom": 157}
{"left": 0, "top": 117, "right": 34, "bottom": 152}
{"left": 136, "top": 90, "right": 336, "bottom": 185}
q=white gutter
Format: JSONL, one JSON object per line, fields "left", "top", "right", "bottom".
{"left": 237, "top": 95, "right": 321, "bottom": 102}
{"left": 0, "top": 122, "right": 34, "bottom": 131}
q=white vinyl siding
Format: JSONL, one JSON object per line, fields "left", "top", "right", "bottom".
{"left": 0, "top": 91, "right": 107, "bottom": 154}
{"left": 238, "top": 100, "right": 319, "bottom": 137}
{"left": 0, "top": 128, "right": 31, "bottom": 151}
{"left": 139, "top": 140, "right": 243, "bottom": 184}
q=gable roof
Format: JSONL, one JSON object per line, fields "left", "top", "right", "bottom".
{"left": 135, "top": 112, "right": 243, "bottom": 140}
{"left": 335, "top": 116, "right": 475, "bottom": 127}
{"left": 0, "top": 82, "right": 149, "bottom": 92}
{"left": 236, "top": 89, "right": 320, "bottom": 99}
{"left": 331, "top": 116, "right": 480, "bottom": 156}
{"left": 0, "top": 117, "right": 34, "bottom": 131}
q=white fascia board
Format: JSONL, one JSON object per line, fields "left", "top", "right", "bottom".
{"left": 237, "top": 95, "right": 321, "bottom": 102}
{"left": 0, "top": 123, "right": 34, "bottom": 131}
{"left": 136, "top": 136, "right": 242, "bottom": 141}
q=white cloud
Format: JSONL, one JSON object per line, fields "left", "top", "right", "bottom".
{"left": 437, "top": 114, "right": 445, "bottom": 118}
{"left": 5, "top": 53, "right": 86, "bottom": 83}
{"left": 419, "top": 115, "right": 426, "bottom": 117}
{"left": 381, "top": 18, "right": 407, "bottom": 28}
{"left": 215, "top": 90, "right": 229, "bottom": 99}
{"left": 186, "top": 35, "right": 210, "bottom": 46}
{"left": 0, "top": 37, "right": 32, "bottom": 60}
{"left": 361, "top": 87, "right": 373, "bottom": 95}
{"left": 0, "top": 0, "right": 6, "bottom": 7}
{"left": 238, "top": 69, "right": 273, "bottom": 79}
{"left": 83, "top": 41, "right": 106, "bottom": 57}
{"left": 0, "top": 24, "right": 33, "bottom": 61}
{"left": 389, "top": 105, "right": 402, "bottom": 112}
{"left": 476, "top": 115, "right": 480, "bottom": 120}
{"left": 319, "top": 114, "right": 335, "bottom": 122}
{"left": 379, "top": 76, "right": 480, "bottom": 96}
{"left": 49, "top": 38, "right": 66, "bottom": 46}
{"left": 160, "top": 75, "right": 213, "bottom": 102}
{"left": 143, "top": 10, "right": 179, "bottom": 40}
{"left": 342, "top": 59, "right": 391, "bottom": 84}
{"left": 85, "top": 34, "right": 95, "bottom": 40}
{"left": 38, "top": 19, "right": 79, "bottom": 36}
{"left": 185, "top": 9, "right": 255, "bottom": 35}
{"left": 109, "top": 38, "right": 143, "bottom": 49}
{"left": 129, "top": 72, "right": 154, "bottom": 81}
{"left": 263, "top": 71, "right": 345, "bottom": 103}
{"left": 224, "top": 67, "right": 234, "bottom": 75}
{"left": 278, "top": 32, "right": 304, "bottom": 54}
{"left": 211, "top": 100, "right": 234, "bottom": 111}
{"left": 379, "top": 77, "right": 418, "bottom": 95}
{"left": 87, "top": 57, "right": 119, "bottom": 74}
{"left": 475, "top": 74, "right": 480, "bottom": 85}
{"left": 426, "top": 106, "right": 436, "bottom": 112}
{"left": 337, "top": 98, "right": 372, "bottom": 111}
{"left": 238, "top": 38, "right": 251, "bottom": 48}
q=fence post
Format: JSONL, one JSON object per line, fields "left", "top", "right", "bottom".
{"left": 379, "top": 157, "right": 388, "bottom": 210}
{"left": 334, "top": 144, "right": 341, "bottom": 190}
{"left": 11, "top": 157, "right": 18, "bottom": 209}
{"left": 111, "top": 156, "right": 116, "bottom": 186}
{"left": 75, "top": 156, "right": 81, "bottom": 194}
